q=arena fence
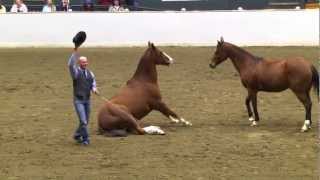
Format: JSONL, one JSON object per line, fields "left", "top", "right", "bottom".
{"left": 0, "top": 9, "right": 318, "bottom": 47}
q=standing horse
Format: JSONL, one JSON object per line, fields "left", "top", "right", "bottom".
{"left": 98, "top": 42, "right": 192, "bottom": 136}
{"left": 209, "top": 38, "right": 318, "bottom": 132}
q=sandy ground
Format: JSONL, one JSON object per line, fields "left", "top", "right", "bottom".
{"left": 0, "top": 46, "right": 318, "bottom": 180}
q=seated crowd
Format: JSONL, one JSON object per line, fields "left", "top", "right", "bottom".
{"left": 0, "top": 0, "right": 136, "bottom": 13}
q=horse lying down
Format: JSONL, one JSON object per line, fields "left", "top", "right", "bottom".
{"left": 98, "top": 42, "right": 192, "bottom": 136}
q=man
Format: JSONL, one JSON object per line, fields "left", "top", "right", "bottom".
{"left": 10, "top": 0, "right": 28, "bottom": 13}
{"left": 68, "top": 34, "right": 99, "bottom": 145}
{"left": 0, "top": 0, "right": 7, "bottom": 13}
{"left": 58, "top": 0, "right": 72, "bottom": 11}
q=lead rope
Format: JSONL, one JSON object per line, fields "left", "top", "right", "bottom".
{"left": 94, "top": 93, "right": 109, "bottom": 102}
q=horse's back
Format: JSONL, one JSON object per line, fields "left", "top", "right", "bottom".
{"left": 285, "top": 57, "right": 312, "bottom": 73}
{"left": 254, "top": 58, "right": 312, "bottom": 91}
{"left": 285, "top": 57, "right": 313, "bottom": 91}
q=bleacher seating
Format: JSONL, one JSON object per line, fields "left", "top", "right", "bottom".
{"left": 1, "top": 0, "right": 311, "bottom": 12}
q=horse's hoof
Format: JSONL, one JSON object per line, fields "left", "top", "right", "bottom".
{"left": 300, "top": 127, "right": 310, "bottom": 132}
{"left": 301, "top": 120, "right": 311, "bottom": 132}
{"left": 180, "top": 118, "right": 192, "bottom": 126}
{"left": 301, "top": 126, "right": 311, "bottom": 132}
{"left": 186, "top": 122, "right": 193, "bottom": 126}
{"left": 250, "top": 121, "right": 258, "bottom": 127}
{"left": 184, "top": 122, "right": 192, "bottom": 126}
{"left": 301, "top": 129, "right": 308, "bottom": 132}
{"left": 248, "top": 117, "right": 255, "bottom": 122}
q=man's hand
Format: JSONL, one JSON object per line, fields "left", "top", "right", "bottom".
{"left": 92, "top": 88, "right": 100, "bottom": 95}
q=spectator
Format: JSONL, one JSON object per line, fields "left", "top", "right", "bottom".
{"left": 57, "top": 0, "right": 72, "bottom": 11}
{"left": 125, "top": 0, "right": 138, "bottom": 11}
{"left": 10, "top": 0, "right": 28, "bottom": 13}
{"left": 108, "top": 0, "right": 128, "bottom": 12}
{"left": 0, "top": 0, "right": 6, "bottom": 13}
{"left": 82, "top": 0, "right": 94, "bottom": 11}
{"left": 97, "top": 0, "right": 112, "bottom": 9}
{"left": 42, "top": 0, "right": 56, "bottom": 12}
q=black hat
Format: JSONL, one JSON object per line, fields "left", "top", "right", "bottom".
{"left": 73, "top": 31, "right": 86, "bottom": 48}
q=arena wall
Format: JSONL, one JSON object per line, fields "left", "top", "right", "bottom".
{"left": 0, "top": 9, "right": 318, "bottom": 47}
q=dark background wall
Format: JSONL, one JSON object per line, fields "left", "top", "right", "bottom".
{"left": 138, "top": 0, "right": 305, "bottom": 11}
{"left": 2, "top": 0, "right": 307, "bottom": 11}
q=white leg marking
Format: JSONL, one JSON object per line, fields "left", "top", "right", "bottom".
{"left": 143, "top": 126, "right": 165, "bottom": 135}
{"left": 180, "top": 118, "right": 192, "bottom": 126}
{"left": 169, "top": 116, "right": 192, "bottom": 126}
{"left": 250, "top": 121, "right": 258, "bottom": 127}
{"left": 169, "top": 116, "right": 180, "bottom": 123}
{"left": 301, "top": 120, "right": 311, "bottom": 132}
{"left": 249, "top": 117, "right": 255, "bottom": 122}
{"left": 163, "top": 52, "right": 174, "bottom": 64}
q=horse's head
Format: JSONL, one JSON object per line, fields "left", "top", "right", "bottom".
{"left": 209, "top": 37, "right": 228, "bottom": 69}
{"left": 147, "top": 42, "right": 174, "bottom": 66}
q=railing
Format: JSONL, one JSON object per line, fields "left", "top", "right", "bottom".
{"left": 2, "top": 0, "right": 310, "bottom": 12}
{"left": 2, "top": 4, "right": 162, "bottom": 12}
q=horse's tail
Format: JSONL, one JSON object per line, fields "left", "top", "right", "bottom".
{"left": 311, "top": 65, "right": 319, "bottom": 101}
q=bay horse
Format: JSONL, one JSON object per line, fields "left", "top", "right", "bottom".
{"left": 209, "top": 38, "right": 319, "bottom": 132}
{"left": 98, "top": 42, "right": 192, "bottom": 136}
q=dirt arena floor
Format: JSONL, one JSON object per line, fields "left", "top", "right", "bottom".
{"left": 0, "top": 46, "right": 318, "bottom": 180}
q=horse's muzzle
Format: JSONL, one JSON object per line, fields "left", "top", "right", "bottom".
{"left": 209, "top": 63, "right": 216, "bottom": 69}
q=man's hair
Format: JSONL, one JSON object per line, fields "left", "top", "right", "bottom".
{"left": 79, "top": 56, "right": 88, "bottom": 62}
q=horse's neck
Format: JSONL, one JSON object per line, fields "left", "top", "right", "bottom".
{"left": 132, "top": 54, "right": 158, "bottom": 83}
{"left": 226, "top": 44, "right": 257, "bottom": 74}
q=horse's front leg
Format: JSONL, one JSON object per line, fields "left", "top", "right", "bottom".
{"left": 250, "top": 91, "right": 259, "bottom": 126}
{"left": 246, "top": 93, "right": 254, "bottom": 123}
{"left": 153, "top": 101, "right": 192, "bottom": 126}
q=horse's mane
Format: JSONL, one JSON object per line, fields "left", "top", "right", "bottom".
{"left": 131, "top": 46, "right": 158, "bottom": 83}
{"left": 225, "top": 42, "right": 262, "bottom": 62}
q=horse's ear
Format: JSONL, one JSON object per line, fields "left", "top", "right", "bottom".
{"left": 148, "top": 41, "right": 155, "bottom": 49}
{"left": 150, "top": 42, "right": 155, "bottom": 49}
{"left": 220, "top": 37, "right": 224, "bottom": 44}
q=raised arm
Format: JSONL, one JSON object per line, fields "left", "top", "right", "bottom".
{"left": 68, "top": 49, "right": 79, "bottom": 79}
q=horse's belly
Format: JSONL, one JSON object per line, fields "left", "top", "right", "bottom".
{"left": 258, "top": 80, "right": 288, "bottom": 92}
{"left": 128, "top": 103, "right": 152, "bottom": 120}
{"left": 111, "top": 99, "right": 151, "bottom": 120}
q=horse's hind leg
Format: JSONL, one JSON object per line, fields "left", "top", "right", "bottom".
{"left": 112, "top": 111, "right": 165, "bottom": 135}
{"left": 293, "top": 91, "right": 312, "bottom": 132}
{"left": 99, "top": 107, "right": 145, "bottom": 135}
{"left": 98, "top": 115, "right": 128, "bottom": 137}
{"left": 114, "top": 112, "right": 146, "bottom": 135}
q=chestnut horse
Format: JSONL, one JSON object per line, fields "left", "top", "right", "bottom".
{"left": 209, "top": 38, "right": 318, "bottom": 132}
{"left": 98, "top": 42, "right": 192, "bottom": 136}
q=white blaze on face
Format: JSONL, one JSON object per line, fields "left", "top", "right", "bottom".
{"left": 163, "top": 52, "right": 174, "bottom": 64}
